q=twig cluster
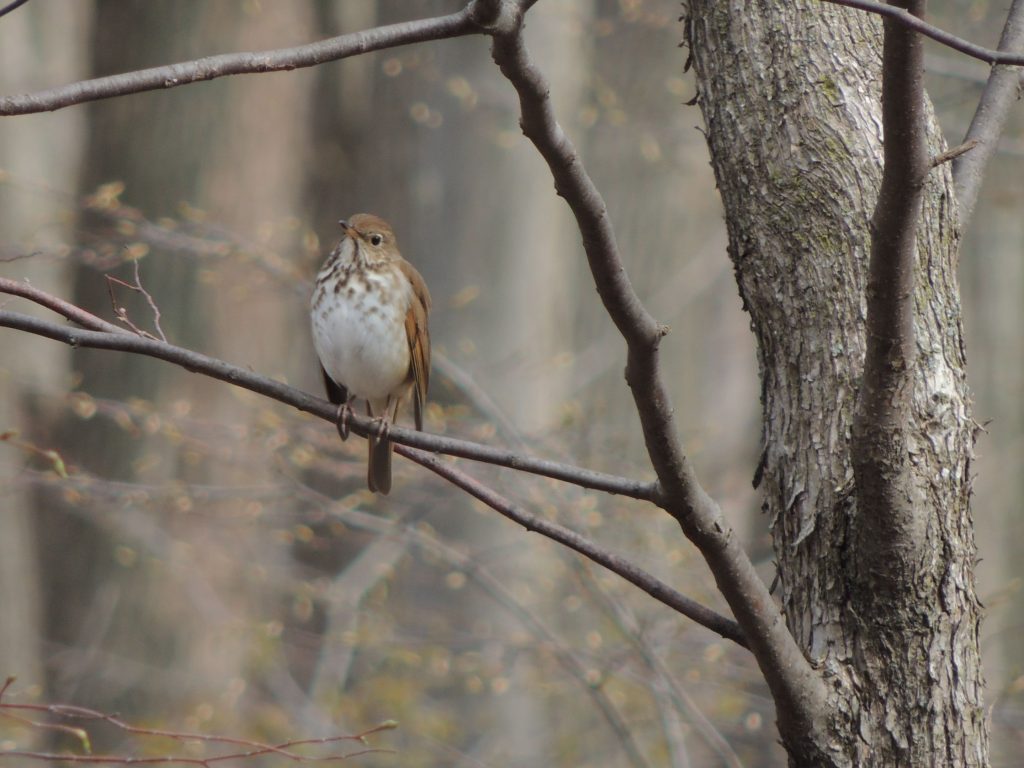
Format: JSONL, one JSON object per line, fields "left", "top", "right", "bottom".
{"left": 0, "top": 677, "right": 392, "bottom": 766}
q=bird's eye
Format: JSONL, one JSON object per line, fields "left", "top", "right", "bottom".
{"left": 369, "top": 233, "right": 384, "bottom": 246}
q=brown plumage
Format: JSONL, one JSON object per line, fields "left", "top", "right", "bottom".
{"left": 310, "top": 214, "right": 431, "bottom": 494}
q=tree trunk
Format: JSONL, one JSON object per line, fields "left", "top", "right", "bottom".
{"left": 0, "top": 0, "right": 91, "bottom": 698}
{"left": 687, "top": 1, "right": 987, "bottom": 765}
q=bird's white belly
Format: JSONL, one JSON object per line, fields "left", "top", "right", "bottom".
{"left": 311, "top": 276, "right": 410, "bottom": 402}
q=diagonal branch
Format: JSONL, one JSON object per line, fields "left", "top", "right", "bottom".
{"left": 820, "top": 0, "right": 1024, "bottom": 65}
{"left": 0, "top": 307, "right": 743, "bottom": 646}
{"left": 292, "top": 480, "right": 735, "bottom": 762}
{"left": 953, "top": 0, "right": 1024, "bottom": 226}
{"left": 0, "top": 0, "right": 30, "bottom": 20}
{"left": 852, "top": 0, "right": 929, "bottom": 583}
{"left": 400, "top": 445, "right": 746, "bottom": 647}
{"left": 0, "top": 279, "right": 657, "bottom": 499}
{"left": 0, "top": 305, "right": 654, "bottom": 501}
{"left": 486, "top": 1, "right": 827, "bottom": 752}
{"left": 0, "top": 277, "right": 126, "bottom": 334}
{"left": 0, "top": 5, "right": 479, "bottom": 116}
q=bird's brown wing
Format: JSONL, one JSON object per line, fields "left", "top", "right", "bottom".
{"left": 321, "top": 365, "right": 348, "bottom": 406}
{"left": 401, "top": 260, "right": 431, "bottom": 431}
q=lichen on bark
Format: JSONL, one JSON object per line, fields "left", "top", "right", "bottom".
{"left": 686, "top": 0, "right": 987, "bottom": 764}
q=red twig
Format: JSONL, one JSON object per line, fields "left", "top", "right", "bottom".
{"left": 0, "top": 687, "right": 394, "bottom": 765}
{"left": 105, "top": 257, "right": 167, "bottom": 341}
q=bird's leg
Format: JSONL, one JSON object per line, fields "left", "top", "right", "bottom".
{"left": 368, "top": 397, "right": 396, "bottom": 442}
{"left": 334, "top": 395, "right": 354, "bottom": 442}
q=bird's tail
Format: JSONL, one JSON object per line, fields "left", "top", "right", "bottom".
{"left": 367, "top": 433, "right": 392, "bottom": 495}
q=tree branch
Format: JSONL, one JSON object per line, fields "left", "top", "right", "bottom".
{"left": 0, "top": 5, "right": 479, "bottom": 116}
{"left": 0, "top": 280, "right": 658, "bottom": 500}
{"left": 953, "top": 0, "right": 1024, "bottom": 226}
{"left": 0, "top": 0, "right": 30, "bottom": 20}
{"left": 290, "top": 480, "right": 730, "bottom": 763}
{"left": 400, "top": 444, "right": 746, "bottom": 647}
{"left": 486, "top": 3, "right": 827, "bottom": 752}
{"left": 0, "top": 305, "right": 743, "bottom": 644}
{"left": 852, "top": 0, "right": 928, "bottom": 586}
{"left": 820, "top": 0, "right": 1024, "bottom": 65}
{"left": 0, "top": 305, "right": 654, "bottom": 501}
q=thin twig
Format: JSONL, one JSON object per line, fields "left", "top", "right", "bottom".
{"left": 133, "top": 257, "right": 167, "bottom": 341}
{"left": 931, "top": 139, "right": 978, "bottom": 168}
{"left": 104, "top": 258, "right": 167, "bottom": 341}
{"left": 105, "top": 275, "right": 152, "bottom": 339}
{"left": 0, "top": 694, "right": 394, "bottom": 765}
{"left": 0, "top": 277, "right": 125, "bottom": 334}
{"left": 820, "top": 0, "right": 1024, "bottom": 65}
{"left": 0, "top": 747, "right": 384, "bottom": 765}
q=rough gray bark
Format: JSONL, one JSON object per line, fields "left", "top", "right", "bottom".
{"left": 687, "top": 1, "right": 987, "bottom": 765}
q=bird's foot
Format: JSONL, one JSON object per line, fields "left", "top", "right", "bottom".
{"left": 335, "top": 402, "right": 353, "bottom": 442}
{"left": 371, "top": 415, "right": 392, "bottom": 442}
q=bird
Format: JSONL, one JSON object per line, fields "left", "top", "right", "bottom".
{"left": 310, "top": 213, "right": 431, "bottom": 494}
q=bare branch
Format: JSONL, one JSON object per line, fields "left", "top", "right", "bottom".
{"left": 0, "top": 308, "right": 743, "bottom": 646}
{"left": 0, "top": 278, "right": 654, "bottom": 497}
{"left": 852, "top": 0, "right": 928, "bottom": 585}
{"left": 578, "top": 571, "right": 745, "bottom": 768}
{"left": 0, "top": 0, "right": 29, "bottom": 20}
{"left": 399, "top": 444, "right": 747, "bottom": 647}
{"left": 290, "top": 481, "right": 718, "bottom": 763}
{"left": 931, "top": 139, "right": 978, "bottom": 168}
{"left": 104, "top": 257, "right": 167, "bottom": 341}
{"left": 0, "top": 687, "right": 393, "bottom": 765}
{"left": 0, "top": 277, "right": 125, "bottom": 334}
{"left": 486, "top": 3, "right": 827, "bottom": 749}
{"left": 0, "top": 305, "right": 655, "bottom": 501}
{"left": 0, "top": 5, "right": 479, "bottom": 116}
{"left": 820, "top": 0, "right": 1024, "bottom": 65}
{"left": 953, "top": 0, "right": 1024, "bottom": 226}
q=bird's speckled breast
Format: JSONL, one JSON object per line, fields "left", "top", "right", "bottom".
{"left": 310, "top": 247, "right": 412, "bottom": 406}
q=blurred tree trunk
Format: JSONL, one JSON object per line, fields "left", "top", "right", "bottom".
{"left": 302, "top": 2, "right": 587, "bottom": 760}
{"left": 39, "top": 0, "right": 221, "bottom": 707}
{"left": 34, "top": 0, "right": 316, "bottom": 715}
{"left": 0, "top": 0, "right": 91, "bottom": 698}
{"left": 962, "top": 202, "right": 1024, "bottom": 764}
{"left": 689, "top": 1, "right": 987, "bottom": 765}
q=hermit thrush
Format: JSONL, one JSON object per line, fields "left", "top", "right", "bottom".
{"left": 310, "top": 214, "right": 431, "bottom": 494}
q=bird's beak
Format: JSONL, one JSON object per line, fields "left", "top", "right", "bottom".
{"left": 338, "top": 219, "right": 354, "bottom": 236}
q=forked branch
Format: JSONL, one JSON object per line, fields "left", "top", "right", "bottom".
{"left": 486, "top": 1, "right": 828, "bottom": 754}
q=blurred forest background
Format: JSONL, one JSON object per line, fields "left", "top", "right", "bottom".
{"left": 0, "top": 1, "right": 1021, "bottom": 766}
